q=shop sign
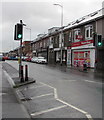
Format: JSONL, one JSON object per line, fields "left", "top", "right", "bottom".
{"left": 76, "top": 35, "right": 83, "bottom": 40}
{"left": 71, "top": 40, "right": 94, "bottom": 47}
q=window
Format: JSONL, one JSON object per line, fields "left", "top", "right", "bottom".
{"left": 74, "top": 29, "right": 81, "bottom": 42}
{"left": 49, "top": 37, "right": 53, "bottom": 45}
{"left": 85, "top": 25, "right": 93, "bottom": 40}
{"left": 54, "top": 36, "right": 57, "bottom": 44}
{"left": 69, "top": 32, "right": 72, "bottom": 41}
{"left": 40, "top": 42, "right": 42, "bottom": 48}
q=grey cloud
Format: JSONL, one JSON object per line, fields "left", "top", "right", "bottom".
{"left": 1, "top": 0, "right": 103, "bottom": 52}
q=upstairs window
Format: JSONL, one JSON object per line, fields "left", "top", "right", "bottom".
{"left": 74, "top": 29, "right": 81, "bottom": 42}
{"left": 69, "top": 32, "right": 72, "bottom": 41}
{"left": 49, "top": 37, "right": 54, "bottom": 45}
{"left": 85, "top": 25, "right": 93, "bottom": 40}
{"left": 40, "top": 42, "right": 42, "bottom": 48}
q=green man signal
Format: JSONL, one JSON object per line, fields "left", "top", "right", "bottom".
{"left": 97, "top": 35, "right": 102, "bottom": 46}
{"left": 17, "top": 24, "right": 23, "bottom": 39}
{"left": 18, "top": 34, "right": 22, "bottom": 39}
{"left": 14, "top": 23, "right": 23, "bottom": 40}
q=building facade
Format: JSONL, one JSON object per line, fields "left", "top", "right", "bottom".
{"left": 9, "top": 8, "right": 104, "bottom": 71}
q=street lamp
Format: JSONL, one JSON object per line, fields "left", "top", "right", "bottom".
{"left": 25, "top": 27, "right": 31, "bottom": 41}
{"left": 53, "top": 4, "right": 63, "bottom": 27}
{"left": 53, "top": 3, "right": 63, "bottom": 65}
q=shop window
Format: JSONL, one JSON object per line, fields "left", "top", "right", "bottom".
{"left": 85, "top": 25, "right": 93, "bottom": 40}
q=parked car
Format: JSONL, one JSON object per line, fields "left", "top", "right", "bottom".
{"left": 0, "top": 54, "right": 5, "bottom": 61}
{"left": 22, "top": 56, "right": 28, "bottom": 61}
{"left": 3, "top": 56, "right": 9, "bottom": 60}
{"left": 31, "top": 57, "right": 38, "bottom": 63}
{"left": 36, "top": 57, "right": 47, "bottom": 64}
{"left": 9, "top": 56, "right": 18, "bottom": 60}
{"left": 25, "top": 57, "right": 31, "bottom": 62}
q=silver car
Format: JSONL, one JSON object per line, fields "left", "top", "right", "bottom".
{"left": 31, "top": 57, "right": 38, "bottom": 63}
{"left": 37, "top": 57, "right": 47, "bottom": 64}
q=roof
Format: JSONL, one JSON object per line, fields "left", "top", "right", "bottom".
{"left": 64, "top": 8, "right": 104, "bottom": 30}
{"left": 27, "top": 8, "right": 104, "bottom": 44}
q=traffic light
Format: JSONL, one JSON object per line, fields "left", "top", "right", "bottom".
{"left": 17, "top": 24, "right": 23, "bottom": 40}
{"left": 14, "top": 23, "right": 23, "bottom": 40}
{"left": 97, "top": 35, "right": 102, "bottom": 46}
{"left": 14, "top": 25, "right": 17, "bottom": 40}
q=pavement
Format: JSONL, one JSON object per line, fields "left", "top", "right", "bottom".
{"left": 2, "top": 61, "right": 103, "bottom": 119}
{"left": 2, "top": 62, "right": 86, "bottom": 119}
{"left": 1, "top": 62, "right": 31, "bottom": 119}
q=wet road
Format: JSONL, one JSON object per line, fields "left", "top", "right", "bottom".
{"left": 6, "top": 61, "right": 103, "bottom": 119}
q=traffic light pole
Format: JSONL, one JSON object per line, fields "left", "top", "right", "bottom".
{"left": 14, "top": 20, "right": 26, "bottom": 82}
{"left": 19, "top": 38, "right": 22, "bottom": 76}
{"left": 19, "top": 20, "right": 24, "bottom": 82}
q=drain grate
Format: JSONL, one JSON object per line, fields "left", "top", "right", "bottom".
{"left": 21, "top": 97, "right": 32, "bottom": 101}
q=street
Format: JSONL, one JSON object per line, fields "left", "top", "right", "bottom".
{"left": 4, "top": 60, "right": 103, "bottom": 119}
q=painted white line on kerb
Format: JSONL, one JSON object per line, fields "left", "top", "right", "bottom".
{"left": 84, "top": 80, "right": 101, "bottom": 84}
{"left": 3, "top": 70, "right": 15, "bottom": 87}
{"left": 31, "top": 93, "right": 53, "bottom": 99}
{"left": 31, "top": 105, "right": 67, "bottom": 116}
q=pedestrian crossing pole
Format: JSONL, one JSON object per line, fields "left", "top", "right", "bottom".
{"left": 14, "top": 20, "right": 26, "bottom": 82}
{"left": 19, "top": 20, "right": 23, "bottom": 82}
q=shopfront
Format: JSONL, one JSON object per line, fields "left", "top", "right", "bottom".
{"left": 70, "top": 40, "right": 95, "bottom": 68}
{"left": 54, "top": 48, "right": 67, "bottom": 64}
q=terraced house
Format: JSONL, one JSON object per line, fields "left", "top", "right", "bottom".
{"left": 31, "top": 8, "right": 104, "bottom": 70}
{"left": 9, "top": 8, "right": 104, "bottom": 71}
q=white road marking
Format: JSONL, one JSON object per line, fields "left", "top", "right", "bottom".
{"left": 84, "top": 80, "right": 102, "bottom": 84}
{"left": 0, "top": 93, "right": 6, "bottom": 96}
{"left": 54, "top": 88, "right": 58, "bottom": 99}
{"left": 39, "top": 82, "right": 58, "bottom": 99}
{"left": 38, "top": 81, "right": 93, "bottom": 120}
{"left": 31, "top": 93, "right": 53, "bottom": 99}
{"left": 56, "top": 98, "right": 87, "bottom": 114}
{"left": 31, "top": 105, "right": 67, "bottom": 116}
{"left": 86, "top": 114, "right": 93, "bottom": 120}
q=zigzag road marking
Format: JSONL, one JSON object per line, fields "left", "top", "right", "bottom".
{"left": 38, "top": 81, "right": 93, "bottom": 120}
{"left": 31, "top": 105, "right": 67, "bottom": 116}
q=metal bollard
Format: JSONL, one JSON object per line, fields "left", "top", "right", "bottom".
{"left": 20, "top": 65, "right": 24, "bottom": 82}
{"left": 83, "top": 63, "right": 87, "bottom": 71}
{"left": 25, "top": 65, "right": 28, "bottom": 81}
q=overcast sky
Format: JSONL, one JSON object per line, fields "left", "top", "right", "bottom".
{"left": 1, "top": 0, "right": 104, "bottom": 52}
